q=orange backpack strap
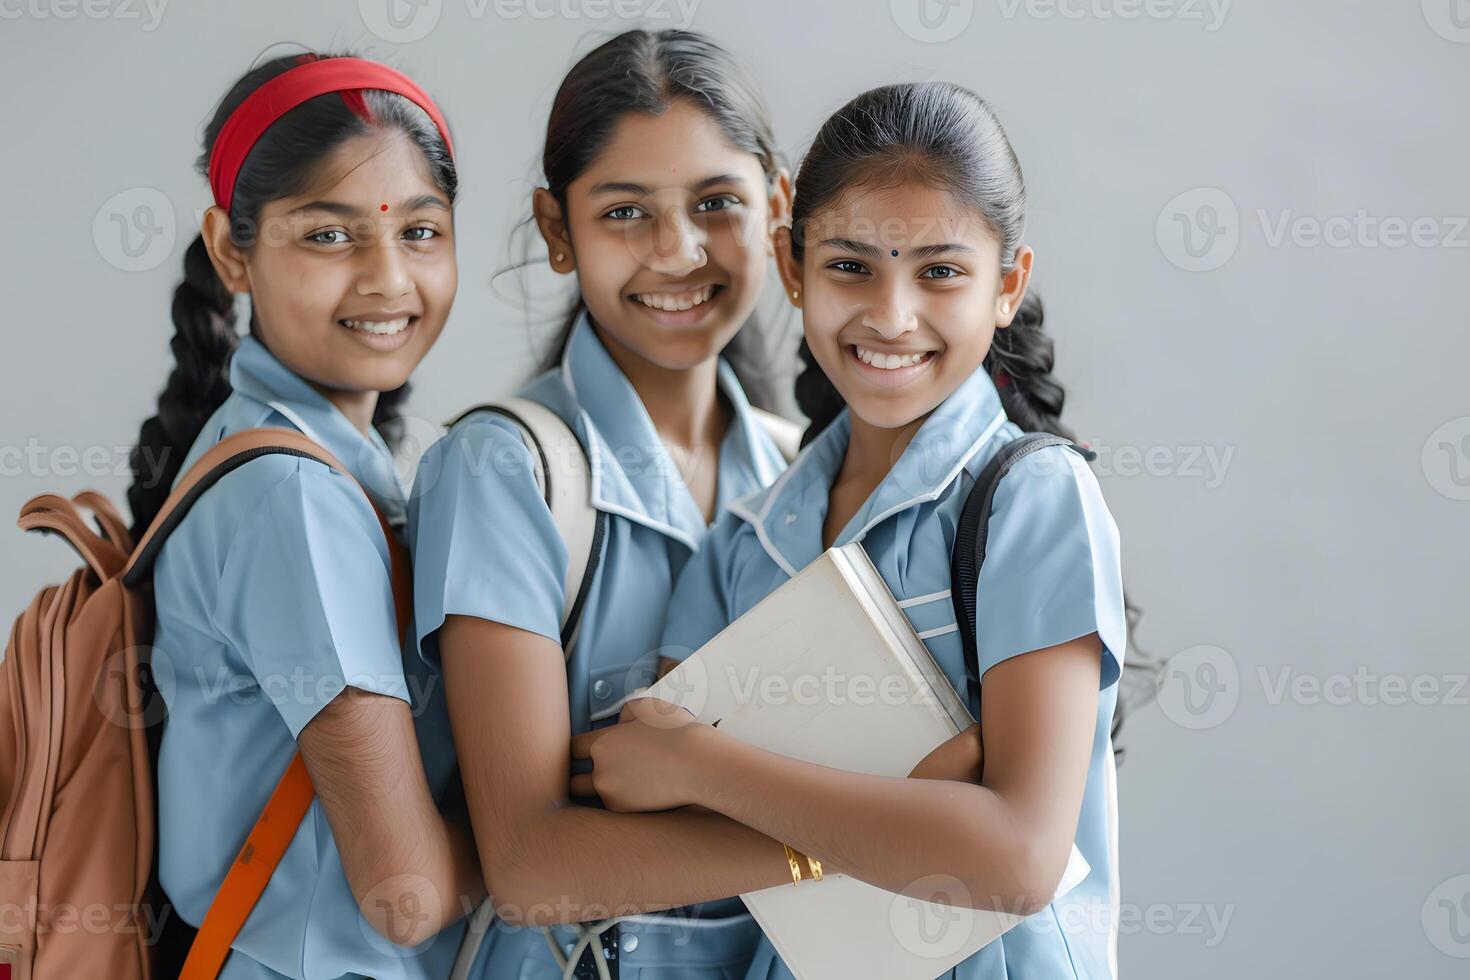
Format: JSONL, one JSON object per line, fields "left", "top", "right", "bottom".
{"left": 127, "top": 428, "right": 411, "bottom": 979}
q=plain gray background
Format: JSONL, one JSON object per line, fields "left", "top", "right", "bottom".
{"left": 2, "top": 0, "right": 1467, "bottom": 976}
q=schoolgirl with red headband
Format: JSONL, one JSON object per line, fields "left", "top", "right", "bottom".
{"left": 130, "top": 51, "right": 481, "bottom": 979}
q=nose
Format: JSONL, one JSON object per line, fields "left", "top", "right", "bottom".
{"left": 859, "top": 287, "right": 919, "bottom": 339}
{"left": 644, "top": 206, "right": 708, "bottom": 278}
{"left": 356, "top": 240, "right": 414, "bottom": 300}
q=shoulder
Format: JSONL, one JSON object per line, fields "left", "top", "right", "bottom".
{"left": 984, "top": 440, "right": 1116, "bottom": 543}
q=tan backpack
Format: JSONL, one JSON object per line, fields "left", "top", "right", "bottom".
{"left": 0, "top": 428, "right": 409, "bottom": 980}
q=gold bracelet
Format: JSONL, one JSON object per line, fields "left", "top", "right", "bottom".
{"left": 805, "top": 854, "right": 823, "bottom": 882}
{"left": 781, "top": 843, "right": 804, "bottom": 885}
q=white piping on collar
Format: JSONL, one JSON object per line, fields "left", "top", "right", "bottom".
{"left": 727, "top": 495, "right": 798, "bottom": 579}
{"left": 843, "top": 408, "right": 1008, "bottom": 548}
{"left": 265, "top": 399, "right": 329, "bottom": 448}
{"left": 579, "top": 409, "right": 700, "bottom": 553}
{"left": 739, "top": 407, "right": 1008, "bottom": 578}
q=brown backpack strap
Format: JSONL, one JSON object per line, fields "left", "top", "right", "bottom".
{"left": 126, "top": 428, "right": 412, "bottom": 979}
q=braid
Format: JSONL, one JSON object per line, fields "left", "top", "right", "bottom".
{"left": 984, "top": 291, "right": 1072, "bottom": 439}
{"left": 126, "top": 233, "right": 238, "bottom": 538}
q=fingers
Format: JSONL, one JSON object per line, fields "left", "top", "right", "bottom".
{"left": 569, "top": 727, "right": 604, "bottom": 760}
{"left": 569, "top": 773, "right": 597, "bottom": 797}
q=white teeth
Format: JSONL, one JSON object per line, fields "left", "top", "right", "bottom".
{"left": 342, "top": 317, "right": 412, "bottom": 335}
{"left": 634, "top": 284, "right": 716, "bottom": 312}
{"left": 855, "top": 345, "right": 929, "bottom": 369}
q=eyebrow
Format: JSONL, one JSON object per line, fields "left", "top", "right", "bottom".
{"left": 819, "top": 238, "right": 975, "bottom": 259}
{"left": 587, "top": 173, "right": 750, "bottom": 196}
{"left": 289, "top": 194, "right": 451, "bottom": 217}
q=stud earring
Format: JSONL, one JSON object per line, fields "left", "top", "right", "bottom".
{"left": 1001, "top": 302, "right": 1010, "bottom": 315}
{"left": 791, "top": 288, "right": 801, "bottom": 301}
{"left": 555, "top": 251, "right": 565, "bottom": 263}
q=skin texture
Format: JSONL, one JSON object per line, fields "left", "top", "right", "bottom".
{"left": 572, "top": 180, "right": 1103, "bottom": 914}
{"left": 202, "top": 129, "right": 481, "bottom": 944}
{"left": 440, "top": 102, "right": 800, "bottom": 927}
{"left": 532, "top": 99, "right": 792, "bottom": 520}
{"left": 203, "top": 130, "right": 457, "bottom": 436}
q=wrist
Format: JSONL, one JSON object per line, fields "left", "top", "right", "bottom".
{"left": 679, "top": 719, "right": 728, "bottom": 809}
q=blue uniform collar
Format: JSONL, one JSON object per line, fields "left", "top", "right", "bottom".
{"left": 227, "top": 334, "right": 408, "bottom": 524}
{"left": 559, "top": 309, "right": 783, "bottom": 551}
{"left": 729, "top": 364, "right": 1009, "bottom": 577}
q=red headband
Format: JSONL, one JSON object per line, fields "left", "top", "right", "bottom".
{"left": 207, "top": 57, "right": 455, "bottom": 212}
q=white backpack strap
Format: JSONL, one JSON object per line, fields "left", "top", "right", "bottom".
{"left": 448, "top": 399, "right": 603, "bottom": 648}
{"left": 749, "top": 406, "right": 802, "bottom": 463}
{"left": 447, "top": 399, "right": 607, "bottom": 980}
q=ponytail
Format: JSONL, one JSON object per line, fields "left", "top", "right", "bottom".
{"left": 126, "top": 234, "right": 238, "bottom": 538}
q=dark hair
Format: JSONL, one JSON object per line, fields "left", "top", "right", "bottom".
{"left": 505, "top": 29, "right": 789, "bottom": 407}
{"left": 787, "top": 81, "right": 1158, "bottom": 757}
{"left": 126, "top": 51, "right": 457, "bottom": 538}
{"left": 788, "top": 81, "right": 1066, "bottom": 446}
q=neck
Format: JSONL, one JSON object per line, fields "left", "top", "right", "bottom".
{"left": 313, "top": 383, "right": 379, "bottom": 438}
{"left": 592, "top": 321, "right": 727, "bottom": 450}
{"left": 840, "top": 411, "right": 928, "bottom": 487}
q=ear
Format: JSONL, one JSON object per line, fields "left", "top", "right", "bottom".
{"left": 996, "top": 244, "right": 1035, "bottom": 327}
{"left": 533, "top": 187, "right": 575, "bottom": 274}
{"left": 764, "top": 167, "right": 793, "bottom": 258}
{"left": 773, "top": 224, "right": 803, "bottom": 309}
{"left": 201, "top": 206, "right": 250, "bottom": 294}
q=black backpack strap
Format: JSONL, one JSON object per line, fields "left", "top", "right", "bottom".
{"left": 949, "top": 433, "right": 1098, "bottom": 707}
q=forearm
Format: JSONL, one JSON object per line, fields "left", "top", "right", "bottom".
{"left": 683, "top": 725, "right": 1045, "bottom": 912}
{"left": 488, "top": 802, "right": 799, "bottom": 926}
{"left": 348, "top": 799, "right": 486, "bottom": 943}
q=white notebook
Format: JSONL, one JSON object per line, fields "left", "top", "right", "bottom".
{"left": 643, "top": 542, "right": 1091, "bottom": 980}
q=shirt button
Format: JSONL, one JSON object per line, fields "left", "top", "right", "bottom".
{"left": 592, "top": 679, "right": 612, "bottom": 700}
{"left": 621, "top": 934, "right": 639, "bottom": 953}
{"left": 785, "top": 512, "right": 797, "bottom": 525}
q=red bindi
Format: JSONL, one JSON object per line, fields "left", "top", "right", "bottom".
{"left": 380, "top": 203, "right": 389, "bottom": 212}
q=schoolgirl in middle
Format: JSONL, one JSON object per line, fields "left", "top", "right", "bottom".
{"left": 407, "top": 29, "right": 803, "bottom": 980}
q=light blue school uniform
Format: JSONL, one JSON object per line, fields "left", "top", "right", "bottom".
{"left": 408, "top": 309, "right": 787, "bottom": 979}
{"left": 152, "top": 334, "right": 465, "bottom": 980}
{"left": 662, "top": 365, "right": 1127, "bottom": 980}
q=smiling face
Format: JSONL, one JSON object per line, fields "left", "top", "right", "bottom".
{"left": 206, "top": 129, "right": 457, "bottom": 397}
{"left": 778, "top": 179, "right": 1033, "bottom": 431}
{"left": 534, "top": 99, "right": 788, "bottom": 372}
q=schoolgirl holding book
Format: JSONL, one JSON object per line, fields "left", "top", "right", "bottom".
{"left": 575, "top": 81, "right": 1127, "bottom": 980}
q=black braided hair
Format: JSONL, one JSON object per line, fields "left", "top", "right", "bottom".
{"left": 126, "top": 51, "right": 456, "bottom": 538}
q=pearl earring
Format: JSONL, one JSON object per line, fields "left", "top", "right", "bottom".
{"left": 791, "top": 289, "right": 801, "bottom": 301}
{"left": 1001, "top": 302, "right": 1010, "bottom": 315}
{"left": 555, "top": 251, "right": 565, "bottom": 263}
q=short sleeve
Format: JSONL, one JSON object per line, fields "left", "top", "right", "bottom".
{"left": 659, "top": 511, "right": 738, "bottom": 662}
{"left": 213, "top": 462, "right": 410, "bottom": 738}
{"left": 407, "top": 414, "right": 569, "bottom": 666}
{"left": 972, "top": 445, "right": 1126, "bottom": 689}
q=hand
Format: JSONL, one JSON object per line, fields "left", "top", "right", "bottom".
{"left": 907, "top": 723, "right": 984, "bottom": 784}
{"left": 569, "top": 696, "right": 707, "bottom": 812}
